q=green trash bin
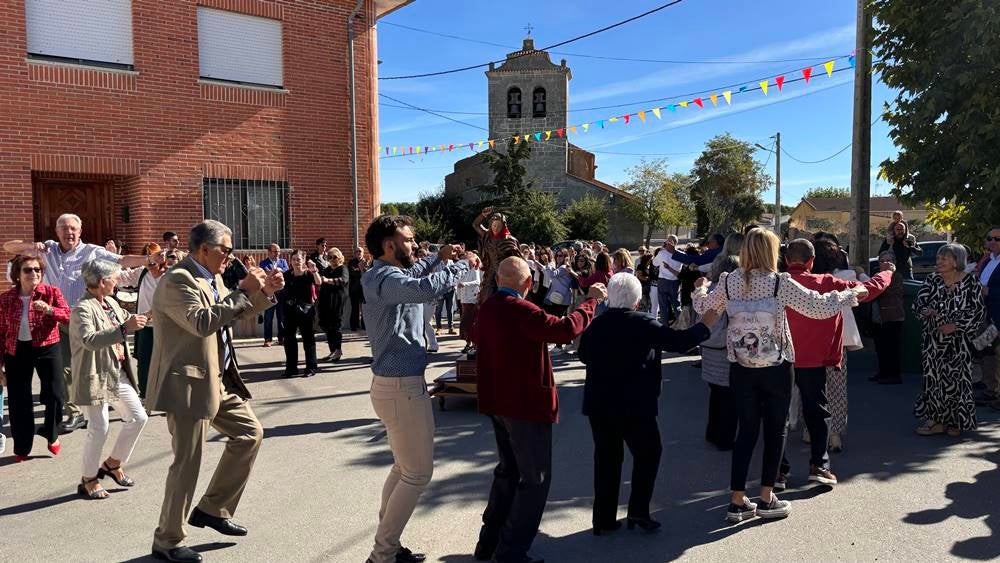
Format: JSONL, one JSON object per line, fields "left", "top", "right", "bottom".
{"left": 902, "top": 279, "right": 924, "bottom": 374}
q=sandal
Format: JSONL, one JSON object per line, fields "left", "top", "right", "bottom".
{"left": 946, "top": 427, "right": 961, "bottom": 437}
{"left": 916, "top": 421, "right": 944, "bottom": 436}
{"left": 77, "top": 477, "right": 110, "bottom": 500}
{"left": 98, "top": 462, "right": 135, "bottom": 487}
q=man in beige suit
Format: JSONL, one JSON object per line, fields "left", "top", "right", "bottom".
{"left": 146, "top": 220, "right": 283, "bottom": 563}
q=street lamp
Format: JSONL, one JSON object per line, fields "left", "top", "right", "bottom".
{"left": 755, "top": 133, "right": 781, "bottom": 235}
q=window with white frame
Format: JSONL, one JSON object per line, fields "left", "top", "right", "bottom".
{"left": 25, "top": 0, "right": 134, "bottom": 69}
{"left": 203, "top": 178, "right": 290, "bottom": 249}
{"left": 197, "top": 7, "right": 283, "bottom": 88}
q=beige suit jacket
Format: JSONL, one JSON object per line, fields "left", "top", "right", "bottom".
{"left": 69, "top": 293, "right": 138, "bottom": 406}
{"left": 145, "top": 255, "right": 273, "bottom": 420}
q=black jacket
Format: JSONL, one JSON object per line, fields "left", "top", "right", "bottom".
{"left": 579, "top": 308, "right": 710, "bottom": 417}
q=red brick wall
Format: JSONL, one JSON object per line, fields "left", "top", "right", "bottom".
{"left": 0, "top": 0, "right": 383, "bottom": 274}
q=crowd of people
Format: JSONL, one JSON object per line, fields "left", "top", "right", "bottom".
{"left": 1, "top": 207, "right": 999, "bottom": 563}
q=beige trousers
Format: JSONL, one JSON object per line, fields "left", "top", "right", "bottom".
{"left": 368, "top": 375, "right": 435, "bottom": 563}
{"left": 153, "top": 393, "right": 263, "bottom": 550}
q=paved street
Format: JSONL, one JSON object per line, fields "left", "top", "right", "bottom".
{"left": 2, "top": 331, "right": 999, "bottom": 563}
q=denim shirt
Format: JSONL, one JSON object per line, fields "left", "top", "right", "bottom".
{"left": 362, "top": 256, "right": 468, "bottom": 377}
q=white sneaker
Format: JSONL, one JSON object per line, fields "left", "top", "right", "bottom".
{"left": 0, "top": 433, "right": 6, "bottom": 455}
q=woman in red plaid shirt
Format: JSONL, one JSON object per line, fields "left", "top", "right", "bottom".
{"left": 0, "top": 255, "right": 70, "bottom": 462}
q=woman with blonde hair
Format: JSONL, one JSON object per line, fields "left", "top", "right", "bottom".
{"left": 693, "top": 228, "right": 866, "bottom": 523}
{"left": 611, "top": 249, "right": 635, "bottom": 275}
{"left": 320, "top": 247, "right": 349, "bottom": 361}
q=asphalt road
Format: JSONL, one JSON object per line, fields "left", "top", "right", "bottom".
{"left": 2, "top": 331, "right": 999, "bottom": 563}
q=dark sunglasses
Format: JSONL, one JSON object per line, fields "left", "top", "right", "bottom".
{"left": 987, "top": 237, "right": 1000, "bottom": 242}
{"left": 166, "top": 254, "right": 177, "bottom": 261}
{"left": 210, "top": 243, "right": 235, "bottom": 256}
{"left": 21, "top": 267, "right": 42, "bottom": 274}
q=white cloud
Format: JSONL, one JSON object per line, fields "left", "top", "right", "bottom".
{"left": 572, "top": 24, "right": 855, "bottom": 104}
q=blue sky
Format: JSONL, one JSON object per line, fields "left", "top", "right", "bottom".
{"left": 375, "top": 0, "right": 897, "bottom": 205}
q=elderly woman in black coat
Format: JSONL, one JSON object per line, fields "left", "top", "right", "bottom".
{"left": 579, "top": 273, "right": 717, "bottom": 535}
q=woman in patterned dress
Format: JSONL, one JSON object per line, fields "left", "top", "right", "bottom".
{"left": 913, "top": 244, "right": 986, "bottom": 437}
{"left": 472, "top": 206, "right": 518, "bottom": 304}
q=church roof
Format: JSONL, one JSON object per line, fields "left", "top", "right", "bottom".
{"left": 487, "top": 38, "right": 570, "bottom": 75}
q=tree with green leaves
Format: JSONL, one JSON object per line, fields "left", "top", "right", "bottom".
{"left": 690, "top": 134, "right": 769, "bottom": 235}
{"left": 804, "top": 186, "right": 851, "bottom": 199}
{"left": 871, "top": 0, "right": 1000, "bottom": 246}
{"left": 560, "top": 195, "right": 609, "bottom": 241}
{"left": 619, "top": 159, "right": 693, "bottom": 247}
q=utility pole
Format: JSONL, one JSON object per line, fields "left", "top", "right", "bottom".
{"left": 755, "top": 133, "right": 781, "bottom": 235}
{"left": 850, "top": 0, "right": 873, "bottom": 266}
{"left": 774, "top": 131, "right": 781, "bottom": 236}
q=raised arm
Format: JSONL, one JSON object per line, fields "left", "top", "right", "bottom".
{"left": 373, "top": 262, "right": 468, "bottom": 305}
{"left": 692, "top": 272, "right": 727, "bottom": 314}
{"left": 777, "top": 274, "right": 860, "bottom": 319}
{"left": 472, "top": 207, "right": 493, "bottom": 236}
{"left": 403, "top": 256, "right": 441, "bottom": 278}
{"left": 652, "top": 317, "right": 711, "bottom": 353}
{"left": 520, "top": 297, "right": 599, "bottom": 345}
{"left": 3, "top": 240, "right": 47, "bottom": 256}
{"left": 157, "top": 271, "right": 256, "bottom": 338}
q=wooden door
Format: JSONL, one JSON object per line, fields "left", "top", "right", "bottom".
{"left": 32, "top": 178, "right": 115, "bottom": 245}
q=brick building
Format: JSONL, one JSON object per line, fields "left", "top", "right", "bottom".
{"left": 0, "top": 0, "right": 412, "bottom": 269}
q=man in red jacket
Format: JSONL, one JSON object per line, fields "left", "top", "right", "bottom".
{"left": 780, "top": 239, "right": 894, "bottom": 487}
{"left": 473, "top": 257, "right": 606, "bottom": 563}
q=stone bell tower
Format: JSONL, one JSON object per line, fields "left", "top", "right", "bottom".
{"left": 486, "top": 37, "right": 572, "bottom": 193}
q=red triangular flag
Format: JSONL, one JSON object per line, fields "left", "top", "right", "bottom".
{"left": 408, "top": 147, "right": 413, "bottom": 154}
{"left": 623, "top": 114, "right": 631, "bottom": 124}
{"left": 693, "top": 98, "right": 704, "bottom": 108}
{"left": 775, "top": 75, "right": 785, "bottom": 91}
{"left": 448, "top": 144, "right": 454, "bottom": 151}
{"left": 802, "top": 67, "right": 812, "bottom": 83}
{"left": 556, "top": 128, "right": 564, "bottom": 138}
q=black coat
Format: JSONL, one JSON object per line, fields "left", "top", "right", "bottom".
{"left": 579, "top": 308, "right": 710, "bottom": 417}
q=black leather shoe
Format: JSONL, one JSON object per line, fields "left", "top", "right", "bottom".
{"left": 396, "top": 546, "right": 426, "bottom": 562}
{"left": 473, "top": 542, "right": 495, "bottom": 561}
{"left": 58, "top": 414, "right": 86, "bottom": 434}
{"left": 152, "top": 547, "right": 203, "bottom": 562}
{"left": 187, "top": 507, "right": 248, "bottom": 536}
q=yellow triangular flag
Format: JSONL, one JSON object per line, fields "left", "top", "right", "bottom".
{"left": 570, "top": 125, "right": 577, "bottom": 134}
{"left": 652, "top": 107, "right": 662, "bottom": 119}
{"left": 759, "top": 80, "right": 769, "bottom": 95}
{"left": 638, "top": 111, "right": 646, "bottom": 122}
{"left": 609, "top": 117, "right": 619, "bottom": 123}
{"left": 582, "top": 123, "right": 590, "bottom": 132}
{"left": 723, "top": 91, "right": 732, "bottom": 105}
{"left": 439, "top": 145, "right": 445, "bottom": 151}
{"left": 416, "top": 146, "right": 422, "bottom": 154}
{"left": 545, "top": 131, "right": 552, "bottom": 140}
{"left": 824, "top": 60, "right": 835, "bottom": 77}
{"left": 477, "top": 140, "right": 483, "bottom": 148}
{"left": 392, "top": 147, "right": 398, "bottom": 155}
{"left": 679, "top": 101, "right": 688, "bottom": 108}
{"left": 709, "top": 94, "right": 718, "bottom": 107}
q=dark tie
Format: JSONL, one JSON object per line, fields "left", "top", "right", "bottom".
{"left": 209, "top": 279, "right": 234, "bottom": 370}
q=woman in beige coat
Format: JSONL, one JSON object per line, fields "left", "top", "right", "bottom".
{"left": 70, "top": 260, "right": 148, "bottom": 500}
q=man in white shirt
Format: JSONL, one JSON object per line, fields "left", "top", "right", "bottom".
{"left": 651, "top": 235, "right": 683, "bottom": 325}
{"left": 978, "top": 227, "right": 1000, "bottom": 407}
{"left": 4, "top": 213, "right": 164, "bottom": 433}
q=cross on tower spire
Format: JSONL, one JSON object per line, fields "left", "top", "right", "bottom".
{"left": 524, "top": 23, "right": 534, "bottom": 36}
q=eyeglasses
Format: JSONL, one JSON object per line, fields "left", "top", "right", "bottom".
{"left": 987, "top": 237, "right": 1000, "bottom": 242}
{"left": 210, "top": 244, "right": 234, "bottom": 256}
{"left": 21, "top": 267, "right": 42, "bottom": 274}
{"left": 166, "top": 254, "right": 177, "bottom": 261}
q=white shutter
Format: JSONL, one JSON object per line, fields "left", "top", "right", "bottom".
{"left": 197, "top": 7, "right": 283, "bottom": 88}
{"left": 25, "top": 0, "right": 133, "bottom": 66}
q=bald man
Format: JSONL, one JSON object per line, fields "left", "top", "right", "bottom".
{"left": 473, "top": 257, "right": 606, "bottom": 563}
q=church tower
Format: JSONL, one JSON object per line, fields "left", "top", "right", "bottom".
{"left": 486, "top": 37, "right": 571, "bottom": 193}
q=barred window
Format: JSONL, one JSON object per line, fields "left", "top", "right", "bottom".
{"left": 203, "top": 178, "right": 289, "bottom": 249}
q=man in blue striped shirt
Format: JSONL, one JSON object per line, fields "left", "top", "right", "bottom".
{"left": 361, "top": 215, "right": 467, "bottom": 563}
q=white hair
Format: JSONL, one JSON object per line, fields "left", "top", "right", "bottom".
{"left": 81, "top": 259, "right": 121, "bottom": 288}
{"left": 666, "top": 234, "right": 679, "bottom": 244}
{"left": 607, "top": 272, "right": 641, "bottom": 309}
{"left": 57, "top": 213, "right": 82, "bottom": 228}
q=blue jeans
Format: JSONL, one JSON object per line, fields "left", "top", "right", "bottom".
{"left": 656, "top": 279, "right": 679, "bottom": 324}
{"left": 436, "top": 291, "right": 455, "bottom": 330}
{"left": 264, "top": 303, "right": 285, "bottom": 341}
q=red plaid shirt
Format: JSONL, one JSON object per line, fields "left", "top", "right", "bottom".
{"left": 0, "top": 284, "right": 70, "bottom": 359}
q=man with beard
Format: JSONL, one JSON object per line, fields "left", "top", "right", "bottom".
{"left": 360, "top": 215, "right": 468, "bottom": 563}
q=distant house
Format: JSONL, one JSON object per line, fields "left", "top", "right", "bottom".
{"left": 788, "top": 196, "right": 931, "bottom": 236}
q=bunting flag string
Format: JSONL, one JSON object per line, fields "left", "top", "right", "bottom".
{"left": 381, "top": 55, "right": 853, "bottom": 160}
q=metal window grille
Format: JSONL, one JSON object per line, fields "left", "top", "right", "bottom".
{"left": 203, "top": 178, "right": 290, "bottom": 249}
